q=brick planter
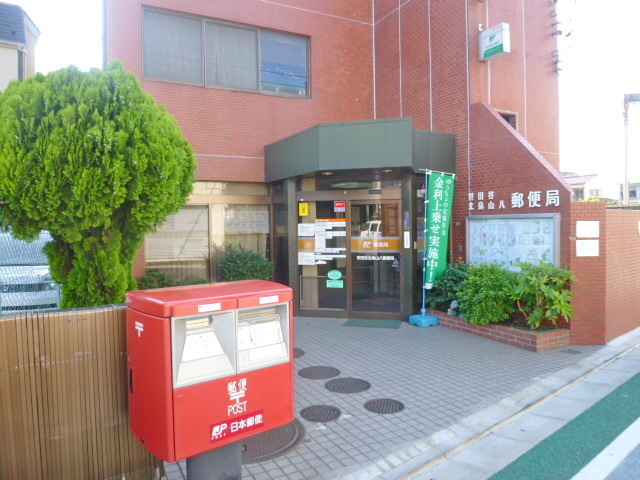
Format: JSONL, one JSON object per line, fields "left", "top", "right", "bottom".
{"left": 429, "top": 310, "right": 570, "bottom": 352}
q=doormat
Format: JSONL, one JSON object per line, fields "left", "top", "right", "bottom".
{"left": 342, "top": 318, "right": 402, "bottom": 329}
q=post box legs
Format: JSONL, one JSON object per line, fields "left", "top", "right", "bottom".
{"left": 186, "top": 441, "right": 242, "bottom": 480}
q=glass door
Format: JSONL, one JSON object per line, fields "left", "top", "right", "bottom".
{"left": 297, "top": 199, "right": 402, "bottom": 317}
{"left": 298, "top": 201, "right": 348, "bottom": 312}
{"left": 349, "top": 201, "right": 402, "bottom": 315}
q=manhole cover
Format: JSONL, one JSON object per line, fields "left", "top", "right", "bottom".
{"left": 300, "top": 405, "right": 341, "bottom": 423}
{"left": 364, "top": 398, "right": 405, "bottom": 414}
{"left": 242, "top": 418, "right": 305, "bottom": 464}
{"left": 325, "top": 377, "right": 371, "bottom": 394}
{"left": 294, "top": 348, "right": 305, "bottom": 358}
{"left": 298, "top": 366, "right": 340, "bottom": 379}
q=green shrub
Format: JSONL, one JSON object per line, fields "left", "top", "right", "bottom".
{"left": 175, "top": 278, "right": 209, "bottom": 286}
{"left": 458, "top": 263, "right": 517, "bottom": 325}
{"left": 428, "top": 262, "right": 469, "bottom": 312}
{"left": 137, "top": 270, "right": 176, "bottom": 289}
{"left": 137, "top": 269, "right": 208, "bottom": 290}
{"left": 509, "top": 262, "right": 575, "bottom": 330}
{"left": 218, "top": 243, "right": 274, "bottom": 281}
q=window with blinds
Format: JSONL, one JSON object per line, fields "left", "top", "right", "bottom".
{"left": 143, "top": 8, "right": 309, "bottom": 97}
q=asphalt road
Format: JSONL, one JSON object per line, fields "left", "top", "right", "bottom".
{"left": 605, "top": 442, "right": 640, "bottom": 480}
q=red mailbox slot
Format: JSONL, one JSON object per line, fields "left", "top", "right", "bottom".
{"left": 126, "top": 280, "right": 294, "bottom": 462}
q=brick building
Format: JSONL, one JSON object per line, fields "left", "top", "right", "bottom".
{"left": 104, "top": 0, "right": 640, "bottom": 343}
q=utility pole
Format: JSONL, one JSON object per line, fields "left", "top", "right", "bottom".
{"left": 623, "top": 93, "right": 640, "bottom": 205}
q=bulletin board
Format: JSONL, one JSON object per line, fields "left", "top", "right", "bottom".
{"left": 466, "top": 214, "right": 560, "bottom": 271}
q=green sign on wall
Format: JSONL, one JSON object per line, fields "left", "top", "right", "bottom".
{"left": 479, "top": 23, "right": 511, "bottom": 62}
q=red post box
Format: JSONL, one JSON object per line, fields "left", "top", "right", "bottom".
{"left": 125, "top": 280, "right": 294, "bottom": 462}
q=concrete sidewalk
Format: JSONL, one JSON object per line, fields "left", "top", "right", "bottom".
{"left": 165, "top": 317, "right": 640, "bottom": 480}
{"left": 410, "top": 331, "right": 640, "bottom": 480}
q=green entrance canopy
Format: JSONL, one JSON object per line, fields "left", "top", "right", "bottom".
{"left": 265, "top": 117, "right": 456, "bottom": 182}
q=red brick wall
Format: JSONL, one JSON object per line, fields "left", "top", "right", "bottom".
{"left": 132, "top": 247, "right": 146, "bottom": 279}
{"left": 375, "top": 0, "right": 470, "bottom": 135}
{"left": 429, "top": 1, "right": 470, "bottom": 139}
{"left": 433, "top": 310, "right": 570, "bottom": 352}
{"left": 468, "top": 0, "right": 560, "bottom": 169}
{"left": 375, "top": 2, "right": 471, "bottom": 252}
{"left": 374, "top": 0, "right": 559, "bottom": 166}
{"left": 604, "top": 209, "right": 640, "bottom": 342}
{"left": 568, "top": 203, "right": 607, "bottom": 344}
{"left": 563, "top": 205, "right": 640, "bottom": 345}
{"left": 374, "top": 5, "right": 401, "bottom": 119}
{"left": 399, "top": 1, "right": 431, "bottom": 129}
{"left": 451, "top": 102, "right": 571, "bottom": 263}
{"left": 105, "top": 0, "right": 375, "bottom": 182}
{"left": 373, "top": 1, "right": 562, "bottom": 267}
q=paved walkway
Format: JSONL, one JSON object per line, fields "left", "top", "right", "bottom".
{"left": 165, "top": 317, "right": 640, "bottom": 480}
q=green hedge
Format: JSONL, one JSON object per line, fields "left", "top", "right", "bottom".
{"left": 458, "top": 263, "right": 517, "bottom": 325}
{"left": 430, "top": 261, "right": 575, "bottom": 330}
{"left": 137, "top": 270, "right": 208, "bottom": 290}
{"left": 218, "top": 243, "right": 274, "bottom": 281}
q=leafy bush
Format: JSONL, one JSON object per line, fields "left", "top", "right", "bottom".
{"left": 458, "top": 263, "right": 517, "bottom": 325}
{"left": 428, "top": 262, "right": 469, "bottom": 312}
{"left": 509, "top": 262, "right": 575, "bottom": 330}
{"left": 218, "top": 243, "right": 274, "bottom": 281}
{"left": 431, "top": 260, "right": 576, "bottom": 330}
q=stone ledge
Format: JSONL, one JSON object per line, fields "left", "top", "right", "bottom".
{"left": 429, "top": 310, "right": 570, "bottom": 352}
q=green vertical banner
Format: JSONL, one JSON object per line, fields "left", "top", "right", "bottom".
{"left": 424, "top": 172, "right": 455, "bottom": 289}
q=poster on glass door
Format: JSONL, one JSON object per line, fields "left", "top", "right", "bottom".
{"left": 297, "top": 219, "right": 347, "bottom": 265}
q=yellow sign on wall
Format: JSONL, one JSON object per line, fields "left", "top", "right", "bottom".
{"left": 299, "top": 202, "right": 309, "bottom": 216}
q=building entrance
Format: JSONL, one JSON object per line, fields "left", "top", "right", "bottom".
{"left": 298, "top": 199, "right": 402, "bottom": 318}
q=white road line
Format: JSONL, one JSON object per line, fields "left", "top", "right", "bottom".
{"left": 571, "top": 416, "right": 640, "bottom": 480}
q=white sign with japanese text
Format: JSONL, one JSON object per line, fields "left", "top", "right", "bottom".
{"left": 576, "top": 239, "right": 599, "bottom": 257}
{"left": 576, "top": 221, "right": 600, "bottom": 238}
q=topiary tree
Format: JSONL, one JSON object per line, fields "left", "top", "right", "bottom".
{"left": 0, "top": 61, "right": 196, "bottom": 308}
